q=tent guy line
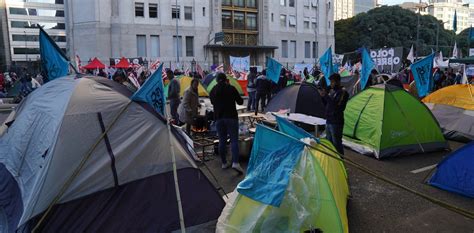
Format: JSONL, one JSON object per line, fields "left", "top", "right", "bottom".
{"left": 410, "top": 164, "right": 438, "bottom": 174}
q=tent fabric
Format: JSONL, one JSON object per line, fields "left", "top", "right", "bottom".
{"left": 343, "top": 84, "right": 448, "bottom": 159}
{"left": 0, "top": 76, "right": 224, "bottom": 231}
{"left": 178, "top": 76, "right": 208, "bottom": 97}
{"left": 83, "top": 57, "right": 106, "bottom": 69}
{"left": 113, "top": 57, "right": 131, "bottom": 69}
{"left": 206, "top": 77, "right": 244, "bottom": 95}
{"left": 265, "top": 82, "right": 325, "bottom": 119}
{"left": 217, "top": 124, "right": 349, "bottom": 233}
{"left": 340, "top": 75, "right": 359, "bottom": 98}
{"left": 429, "top": 142, "right": 474, "bottom": 198}
{"left": 422, "top": 84, "right": 474, "bottom": 110}
{"left": 425, "top": 103, "right": 474, "bottom": 142}
{"left": 202, "top": 73, "right": 216, "bottom": 86}
{"left": 237, "top": 80, "right": 248, "bottom": 96}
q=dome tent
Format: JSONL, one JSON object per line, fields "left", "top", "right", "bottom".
{"left": 343, "top": 84, "right": 448, "bottom": 159}
{"left": 429, "top": 142, "right": 474, "bottom": 198}
{"left": 0, "top": 76, "right": 224, "bottom": 232}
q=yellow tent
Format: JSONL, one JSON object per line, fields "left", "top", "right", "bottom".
{"left": 177, "top": 76, "right": 209, "bottom": 97}
{"left": 422, "top": 84, "right": 474, "bottom": 110}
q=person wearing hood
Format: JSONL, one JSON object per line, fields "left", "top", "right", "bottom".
{"left": 178, "top": 78, "right": 200, "bottom": 134}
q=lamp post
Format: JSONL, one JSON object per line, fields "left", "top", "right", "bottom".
{"left": 24, "top": 31, "right": 28, "bottom": 65}
{"left": 191, "top": 58, "right": 196, "bottom": 73}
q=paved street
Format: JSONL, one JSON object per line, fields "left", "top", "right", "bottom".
{"left": 199, "top": 140, "right": 474, "bottom": 232}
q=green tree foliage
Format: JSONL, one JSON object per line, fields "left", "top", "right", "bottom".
{"left": 335, "top": 6, "right": 456, "bottom": 57}
{"left": 456, "top": 28, "right": 473, "bottom": 57}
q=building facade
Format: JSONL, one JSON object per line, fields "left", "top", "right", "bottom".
{"left": 427, "top": 0, "right": 472, "bottom": 33}
{"left": 4, "top": 0, "right": 66, "bottom": 68}
{"left": 334, "top": 0, "right": 354, "bottom": 20}
{"left": 68, "top": 0, "right": 334, "bottom": 70}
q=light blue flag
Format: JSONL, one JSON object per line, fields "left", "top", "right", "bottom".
{"left": 410, "top": 53, "right": 435, "bottom": 98}
{"left": 276, "top": 115, "right": 319, "bottom": 142}
{"left": 131, "top": 63, "right": 166, "bottom": 115}
{"left": 266, "top": 57, "right": 282, "bottom": 84}
{"left": 319, "top": 47, "right": 333, "bottom": 86}
{"left": 39, "top": 27, "right": 69, "bottom": 81}
{"left": 237, "top": 125, "right": 304, "bottom": 207}
{"left": 360, "top": 48, "right": 375, "bottom": 90}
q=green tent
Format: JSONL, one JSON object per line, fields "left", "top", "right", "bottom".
{"left": 343, "top": 84, "right": 448, "bottom": 159}
{"left": 206, "top": 76, "right": 244, "bottom": 95}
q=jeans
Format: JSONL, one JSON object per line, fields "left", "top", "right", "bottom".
{"left": 216, "top": 118, "right": 239, "bottom": 164}
{"left": 255, "top": 92, "right": 267, "bottom": 113}
{"left": 326, "top": 123, "right": 344, "bottom": 155}
{"left": 247, "top": 91, "right": 256, "bottom": 111}
{"left": 169, "top": 98, "right": 181, "bottom": 123}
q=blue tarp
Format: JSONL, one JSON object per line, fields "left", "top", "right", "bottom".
{"left": 429, "top": 142, "right": 474, "bottom": 198}
{"left": 237, "top": 125, "right": 304, "bottom": 206}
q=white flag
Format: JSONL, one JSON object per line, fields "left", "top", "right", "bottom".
{"left": 438, "top": 51, "right": 443, "bottom": 62}
{"left": 407, "top": 45, "right": 415, "bottom": 63}
{"left": 461, "top": 65, "right": 468, "bottom": 84}
{"left": 452, "top": 42, "right": 458, "bottom": 58}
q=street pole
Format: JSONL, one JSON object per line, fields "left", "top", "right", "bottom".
{"left": 175, "top": 0, "right": 179, "bottom": 65}
{"left": 436, "top": 23, "right": 439, "bottom": 52}
{"left": 415, "top": 0, "right": 421, "bottom": 59}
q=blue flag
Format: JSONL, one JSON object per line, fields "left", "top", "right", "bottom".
{"left": 237, "top": 125, "right": 304, "bottom": 207}
{"left": 469, "top": 26, "right": 474, "bottom": 41}
{"left": 266, "top": 57, "right": 282, "bottom": 84}
{"left": 276, "top": 115, "right": 319, "bottom": 142}
{"left": 453, "top": 10, "right": 457, "bottom": 33}
{"left": 131, "top": 64, "right": 166, "bottom": 115}
{"left": 360, "top": 48, "right": 375, "bottom": 90}
{"left": 319, "top": 47, "right": 333, "bottom": 86}
{"left": 39, "top": 27, "right": 69, "bottom": 81}
{"left": 411, "top": 53, "right": 435, "bottom": 98}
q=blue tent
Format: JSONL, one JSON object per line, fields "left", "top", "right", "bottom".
{"left": 429, "top": 142, "right": 474, "bottom": 198}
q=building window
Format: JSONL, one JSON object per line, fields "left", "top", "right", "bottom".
{"left": 289, "top": 15, "right": 296, "bottom": 27}
{"left": 151, "top": 35, "right": 160, "bottom": 57}
{"left": 135, "top": 2, "right": 144, "bottom": 17}
{"left": 222, "top": 0, "right": 231, "bottom": 5}
{"left": 173, "top": 35, "right": 182, "bottom": 57}
{"left": 184, "top": 6, "right": 192, "bottom": 20}
{"left": 246, "top": 0, "right": 256, "bottom": 8}
{"left": 312, "top": 41, "right": 317, "bottom": 58}
{"left": 9, "top": 7, "right": 64, "bottom": 17}
{"left": 234, "top": 12, "right": 245, "bottom": 29}
{"left": 186, "top": 36, "right": 194, "bottom": 57}
{"left": 172, "top": 5, "right": 180, "bottom": 19}
{"left": 305, "top": 41, "right": 311, "bottom": 58}
{"left": 246, "top": 13, "right": 257, "bottom": 30}
{"left": 12, "top": 34, "right": 66, "bottom": 42}
{"left": 14, "top": 47, "right": 41, "bottom": 55}
{"left": 203, "top": 7, "right": 206, "bottom": 16}
{"left": 222, "top": 11, "right": 232, "bottom": 29}
{"left": 312, "top": 18, "right": 317, "bottom": 29}
{"left": 280, "top": 14, "right": 286, "bottom": 27}
{"left": 304, "top": 17, "right": 310, "bottom": 29}
{"left": 289, "top": 0, "right": 295, "bottom": 7}
{"left": 328, "top": 21, "right": 331, "bottom": 29}
{"left": 280, "top": 0, "right": 286, "bottom": 6}
{"left": 290, "top": 40, "right": 296, "bottom": 58}
{"left": 136, "top": 35, "right": 146, "bottom": 57}
{"left": 282, "top": 40, "right": 288, "bottom": 58}
{"left": 304, "top": 0, "right": 310, "bottom": 7}
{"left": 234, "top": 0, "right": 245, "bottom": 7}
{"left": 271, "top": 13, "right": 274, "bottom": 22}
{"left": 149, "top": 3, "right": 158, "bottom": 18}
{"left": 11, "top": 21, "right": 65, "bottom": 30}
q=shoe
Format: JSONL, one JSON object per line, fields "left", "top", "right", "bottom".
{"left": 232, "top": 163, "right": 244, "bottom": 174}
{"left": 221, "top": 163, "right": 231, "bottom": 169}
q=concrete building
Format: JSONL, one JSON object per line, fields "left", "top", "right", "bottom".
{"left": 334, "top": 0, "right": 354, "bottom": 20}
{"left": 0, "top": 0, "right": 11, "bottom": 71}
{"left": 354, "top": 0, "right": 378, "bottom": 14}
{"left": 398, "top": 1, "right": 429, "bottom": 15}
{"left": 427, "top": 0, "right": 472, "bottom": 33}
{"left": 67, "top": 0, "right": 334, "bottom": 69}
{"left": 4, "top": 0, "right": 66, "bottom": 68}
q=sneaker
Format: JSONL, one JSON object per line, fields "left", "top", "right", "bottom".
{"left": 221, "top": 163, "right": 231, "bottom": 169}
{"left": 232, "top": 163, "right": 244, "bottom": 174}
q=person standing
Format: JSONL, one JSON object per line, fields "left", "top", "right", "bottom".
{"left": 178, "top": 78, "right": 200, "bottom": 135}
{"left": 246, "top": 67, "right": 257, "bottom": 111}
{"left": 168, "top": 69, "right": 181, "bottom": 124}
{"left": 210, "top": 73, "right": 244, "bottom": 174}
{"left": 319, "top": 73, "right": 349, "bottom": 155}
{"left": 255, "top": 70, "right": 271, "bottom": 113}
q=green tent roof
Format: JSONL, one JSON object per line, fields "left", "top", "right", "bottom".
{"left": 343, "top": 84, "right": 448, "bottom": 159}
{"left": 206, "top": 76, "right": 244, "bottom": 95}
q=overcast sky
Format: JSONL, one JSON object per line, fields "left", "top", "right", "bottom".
{"left": 382, "top": 0, "right": 474, "bottom": 5}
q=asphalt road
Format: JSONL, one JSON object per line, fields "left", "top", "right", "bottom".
{"left": 199, "top": 140, "right": 474, "bottom": 232}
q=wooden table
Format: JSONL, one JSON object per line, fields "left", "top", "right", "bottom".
{"left": 238, "top": 112, "right": 266, "bottom": 127}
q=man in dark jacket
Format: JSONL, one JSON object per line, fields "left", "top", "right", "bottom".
{"left": 319, "top": 73, "right": 349, "bottom": 155}
{"left": 167, "top": 69, "right": 181, "bottom": 124}
{"left": 210, "top": 73, "right": 244, "bottom": 174}
{"left": 255, "top": 70, "right": 272, "bottom": 113}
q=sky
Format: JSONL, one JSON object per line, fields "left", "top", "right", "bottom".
{"left": 382, "top": 0, "right": 474, "bottom": 5}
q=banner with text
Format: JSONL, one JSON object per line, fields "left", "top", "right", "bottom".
{"left": 230, "top": 55, "right": 250, "bottom": 72}
{"left": 370, "top": 47, "right": 403, "bottom": 73}
{"left": 110, "top": 57, "right": 144, "bottom": 66}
